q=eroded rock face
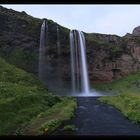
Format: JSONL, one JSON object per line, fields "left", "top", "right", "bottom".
{"left": 86, "top": 31, "right": 140, "bottom": 82}
{"left": 89, "top": 71, "right": 113, "bottom": 82}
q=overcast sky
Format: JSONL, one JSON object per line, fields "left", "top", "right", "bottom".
{"left": 2, "top": 4, "right": 140, "bottom": 36}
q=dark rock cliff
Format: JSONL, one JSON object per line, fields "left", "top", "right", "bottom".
{"left": 86, "top": 33, "right": 124, "bottom": 82}
{"left": 86, "top": 32, "right": 140, "bottom": 82}
{"left": 0, "top": 6, "right": 69, "bottom": 75}
{"left": 0, "top": 6, "right": 140, "bottom": 83}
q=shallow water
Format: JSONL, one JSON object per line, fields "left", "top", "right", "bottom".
{"left": 73, "top": 97, "right": 140, "bottom": 135}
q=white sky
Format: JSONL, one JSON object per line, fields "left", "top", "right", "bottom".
{"left": 2, "top": 4, "right": 140, "bottom": 36}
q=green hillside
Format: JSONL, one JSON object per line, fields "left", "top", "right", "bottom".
{"left": 0, "top": 58, "right": 76, "bottom": 135}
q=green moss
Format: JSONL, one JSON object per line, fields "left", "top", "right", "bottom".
{"left": 40, "top": 119, "right": 61, "bottom": 134}
{"left": 108, "top": 45, "right": 123, "bottom": 54}
{"left": 63, "top": 124, "right": 76, "bottom": 131}
{"left": 85, "top": 33, "right": 125, "bottom": 57}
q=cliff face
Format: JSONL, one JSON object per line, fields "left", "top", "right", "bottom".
{"left": 86, "top": 32, "right": 140, "bottom": 82}
{"left": 0, "top": 6, "right": 140, "bottom": 83}
{"left": 0, "top": 6, "right": 41, "bottom": 73}
{"left": 0, "top": 6, "right": 69, "bottom": 74}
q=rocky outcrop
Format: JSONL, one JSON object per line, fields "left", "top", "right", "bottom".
{"left": 0, "top": 6, "right": 140, "bottom": 83}
{"left": 132, "top": 26, "right": 140, "bottom": 36}
{"left": 86, "top": 31, "right": 140, "bottom": 82}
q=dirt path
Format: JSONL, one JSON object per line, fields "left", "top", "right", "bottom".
{"left": 73, "top": 97, "right": 140, "bottom": 135}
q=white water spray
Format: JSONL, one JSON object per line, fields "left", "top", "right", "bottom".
{"left": 38, "top": 20, "right": 48, "bottom": 80}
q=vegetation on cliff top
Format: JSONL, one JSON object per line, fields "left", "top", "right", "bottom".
{"left": 85, "top": 33, "right": 126, "bottom": 57}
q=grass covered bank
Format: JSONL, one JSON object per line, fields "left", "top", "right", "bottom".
{"left": 99, "top": 93, "right": 140, "bottom": 123}
{"left": 0, "top": 58, "right": 77, "bottom": 135}
{"left": 93, "top": 71, "right": 140, "bottom": 94}
{"left": 93, "top": 71, "right": 140, "bottom": 123}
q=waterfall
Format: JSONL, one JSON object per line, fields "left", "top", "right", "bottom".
{"left": 57, "top": 25, "right": 60, "bottom": 56}
{"left": 38, "top": 21, "right": 105, "bottom": 96}
{"left": 56, "top": 25, "right": 63, "bottom": 91}
{"left": 38, "top": 20, "right": 48, "bottom": 80}
{"left": 38, "top": 20, "right": 70, "bottom": 95}
{"left": 70, "top": 30, "right": 90, "bottom": 94}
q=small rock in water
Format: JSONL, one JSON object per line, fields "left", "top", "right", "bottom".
{"left": 79, "top": 106, "right": 87, "bottom": 110}
{"left": 75, "top": 128, "right": 78, "bottom": 131}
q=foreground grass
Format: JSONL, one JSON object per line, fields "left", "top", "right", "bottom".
{"left": 0, "top": 58, "right": 76, "bottom": 135}
{"left": 93, "top": 71, "right": 140, "bottom": 123}
{"left": 22, "top": 97, "right": 76, "bottom": 135}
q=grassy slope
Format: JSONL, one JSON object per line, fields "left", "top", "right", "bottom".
{"left": 93, "top": 71, "right": 140, "bottom": 123}
{"left": 93, "top": 71, "right": 140, "bottom": 94}
{"left": 0, "top": 58, "right": 76, "bottom": 135}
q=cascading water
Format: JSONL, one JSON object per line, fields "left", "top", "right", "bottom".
{"left": 70, "top": 30, "right": 90, "bottom": 95}
{"left": 56, "top": 25, "right": 63, "bottom": 92}
{"left": 57, "top": 25, "right": 60, "bottom": 56}
{"left": 38, "top": 20, "right": 48, "bottom": 81}
{"left": 38, "top": 20, "right": 71, "bottom": 95}
{"left": 39, "top": 20, "right": 106, "bottom": 96}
